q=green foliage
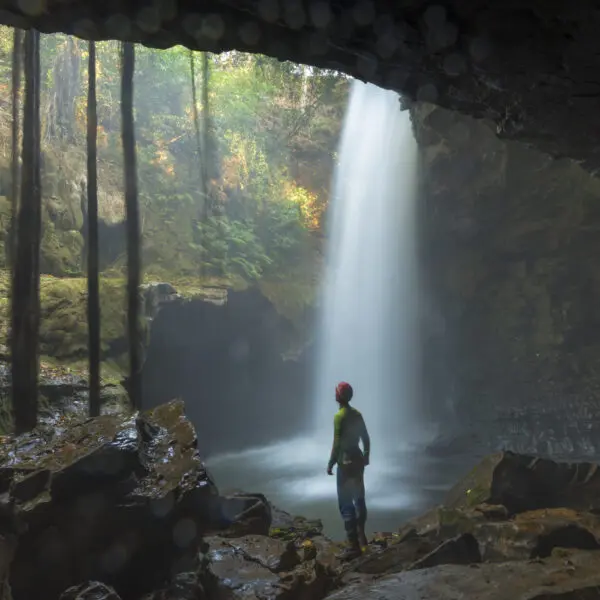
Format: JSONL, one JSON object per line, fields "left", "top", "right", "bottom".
{"left": 0, "top": 27, "right": 348, "bottom": 320}
{"left": 195, "top": 215, "right": 272, "bottom": 280}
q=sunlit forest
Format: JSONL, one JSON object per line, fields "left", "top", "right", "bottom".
{"left": 0, "top": 30, "right": 348, "bottom": 289}
{"left": 0, "top": 29, "right": 348, "bottom": 375}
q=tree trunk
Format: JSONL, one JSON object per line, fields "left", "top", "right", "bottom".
{"left": 189, "top": 50, "right": 206, "bottom": 219}
{"left": 87, "top": 41, "right": 100, "bottom": 417}
{"left": 7, "top": 29, "right": 23, "bottom": 269}
{"left": 11, "top": 29, "right": 41, "bottom": 434}
{"left": 44, "top": 35, "right": 82, "bottom": 143}
{"left": 121, "top": 42, "right": 141, "bottom": 410}
{"left": 200, "top": 51, "right": 211, "bottom": 213}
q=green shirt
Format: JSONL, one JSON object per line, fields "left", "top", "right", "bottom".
{"left": 328, "top": 405, "right": 370, "bottom": 470}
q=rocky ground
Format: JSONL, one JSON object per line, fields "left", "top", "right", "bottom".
{"left": 1, "top": 403, "right": 600, "bottom": 600}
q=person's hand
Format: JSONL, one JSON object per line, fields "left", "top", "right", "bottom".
{"left": 327, "top": 466, "right": 334, "bottom": 476}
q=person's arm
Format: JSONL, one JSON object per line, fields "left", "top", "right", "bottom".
{"left": 360, "top": 416, "right": 371, "bottom": 465}
{"left": 327, "top": 412, "right": 342, "bottom": 472}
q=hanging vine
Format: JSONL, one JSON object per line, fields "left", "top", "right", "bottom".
{"left": 12, "top": 28, "right": 41, "bottom": 434}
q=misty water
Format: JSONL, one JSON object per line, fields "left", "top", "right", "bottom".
{"left": 314, "top": 79, "right": 419, "bottom": 448}
{"left": 208, "top": 81, "right": 470, "bottom": 539}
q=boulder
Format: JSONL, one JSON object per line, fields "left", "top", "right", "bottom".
{"left": 1, "top": 400, "right": 219, "bottom": 600}
{"left": 205, "top": 531, "right": 340, "bottom": 600}
{"left": 59, "top": 582, "right": 122, "bottom": 600}
{"left": 140, "top": 572, "right": 207, "bottom": 600}
{"left": 325, "top": 550, "right": 600, "bottom": 600}
{"left": 408, "top": 533, "right": 481, "bottom": 570}
{"left": 446, "top": 451, "right": 600, "bottom": 514}
{"left": 354, "top": 453, "right": 600, "bottom": 577}
{"left": 217, "top": 493, "right": 272, "bottom": 537}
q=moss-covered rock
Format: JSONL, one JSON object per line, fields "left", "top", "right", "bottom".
{"left": 38, "top": 276, "right": 127, "bottom": 359}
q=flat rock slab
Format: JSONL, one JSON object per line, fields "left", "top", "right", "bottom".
{"left": 206, "top": 534, "right": 339, "bottom": 600}
{"left": 326, "top": 550, "right": 600, "bottom": 600}
{"left": 208, "top": 537, "right": 281, "bottom": 599}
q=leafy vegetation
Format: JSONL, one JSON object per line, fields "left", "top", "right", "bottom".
{"left": 0, "top": 31, "right": 347, "bottom": 291}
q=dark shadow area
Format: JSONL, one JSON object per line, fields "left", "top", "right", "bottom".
{"left": 141, "top": 289, "right": 311, "bottom": 455}
{"left": 532, "top": 525, "right": 600, "bottom": 559}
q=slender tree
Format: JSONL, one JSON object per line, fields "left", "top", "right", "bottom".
{"left": 189, "top": 50, "right": 207, "bottom": 219}
{"left": 200, "top": 51, "right": 211, "bottom": 214}
{"left": 8, "top": 28, "right": 23, "bottom": 269}
{"left": 87, "top": 41, "right": 101, "bottom": 417}
{"left": 12, "top": 29, "right": 41, "bottom": 434}
{"left": 121, "top": 42, "right": 142, "bottom": 410}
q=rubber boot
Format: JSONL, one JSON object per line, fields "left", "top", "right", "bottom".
{"left": 337, "top": 532, "right": 362, "bottom": 562}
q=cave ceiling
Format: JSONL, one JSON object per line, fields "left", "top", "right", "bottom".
{"left": 1, "top": 0, "right": 599, "bottom": 172}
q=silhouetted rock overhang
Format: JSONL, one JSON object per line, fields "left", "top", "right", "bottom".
{"left": 1, "top": 1, "right": 599, "bottom": 171}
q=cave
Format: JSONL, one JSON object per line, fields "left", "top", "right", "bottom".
{"left": 141, "top": 289, "right": 311, "bottom": 455}
{"left": 2, "top": 1, "right": 599, "bottom": 174}
{"left": 5, "top": 1, "right": 599, "bottom": 458}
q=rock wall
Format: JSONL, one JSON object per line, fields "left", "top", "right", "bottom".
{"left": 414, "top": 103, "right": 600, "bottom": 458}
{"left": 141, "top": 286, "right": 310, "bottom": 455}
{"left": 0, "top": 147, "right": 125, "bottom": 276}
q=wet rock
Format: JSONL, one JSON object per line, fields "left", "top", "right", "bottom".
{"left": 446, "top": 451, "right": 600, "bottom": 514}
{"left": 476, "top": 509, "right": 600, "bottom": 561}
{"left": 2, "top": 400, "right": 218, "bottom": 600}
{"left": 141, "top": 282, "right": 181, "bottom": 322}
{"left": 269, "top": 505, "right": 324, "bottom": 542}
{"left": 0, "top": 530, "right": 16, "bottom": 600}
{"left": 226, "top": 535, "right": 302, "bottom": 573}
{"left": 325, "top": 550, "right": 600, "bottom": 600}
{"left": 206, "top": 534, "right": 339, "bottom": 600}
{"left": 474, "top": 503, "right": 509, "bottom": 520}
{"left": 140, "top": 572, "right": 207, "bottom": 600}
{"left": 409, "top": 533, "right": 481, "bottom": 570}
{"left": 206, "top": 536, "right": 282, "bottom": 598}
{"left": 0, "top": 360, "right": 130, "bottom": 436}
{"left": 358, "top": 500, "right": 600, "bottom": 577}
{"left": 356, "top": 533, "right": 437, "bottom": 575}
{"left": 59, "top": 581, "right": 122, "bottom": 599}
{"left": 218, "top": 493, "right": 272, "bottom": 537}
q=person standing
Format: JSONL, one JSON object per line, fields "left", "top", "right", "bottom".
{"left": 327, "top": 381, "right": 370, "bottom": 560}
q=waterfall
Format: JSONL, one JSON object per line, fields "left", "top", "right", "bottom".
{"left": 313, "top": 80, "right": 420, "bottom": 455}
{"left": 208, "top": 80, "right": 426, "bottom": 538}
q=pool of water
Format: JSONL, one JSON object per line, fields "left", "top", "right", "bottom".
{"left": 207, "top": 436, "right": 477, "bottom": 540}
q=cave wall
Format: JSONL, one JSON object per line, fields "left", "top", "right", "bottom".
{"left": 414, "top": 102, "right": 600, "bottom": 458}
{"left": 4, "top": 1, "right": 600, "bottom": 174}
{"left": 141, "top": 287, "right": 310, "bottom": 455}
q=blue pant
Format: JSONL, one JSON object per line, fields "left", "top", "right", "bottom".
{"left": 336, "top": 461, "right": 367, "bottom": 542}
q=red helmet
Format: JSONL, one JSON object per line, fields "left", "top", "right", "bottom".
{"left": 336, "top": 382, "right": 353, "bottom": 403}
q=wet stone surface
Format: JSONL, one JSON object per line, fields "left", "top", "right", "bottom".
{"left": 0, "top": 359, "right": 130, "bottom": 437}
{"left": 1, "top": 400, "right": 218, "bottom": 600}
{"left": 4, "top": 412, "right": 600, "bottom": 600}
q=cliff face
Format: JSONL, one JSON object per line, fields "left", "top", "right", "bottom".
{"left": 141, "top": 286, "right": 310, "bottom": 455}
{"left": 415, "top": 103, "right": 600, "bottom": 457}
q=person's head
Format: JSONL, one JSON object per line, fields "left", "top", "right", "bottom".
{"left": 335, "top": 381, "right": 353, "bottom": 405}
